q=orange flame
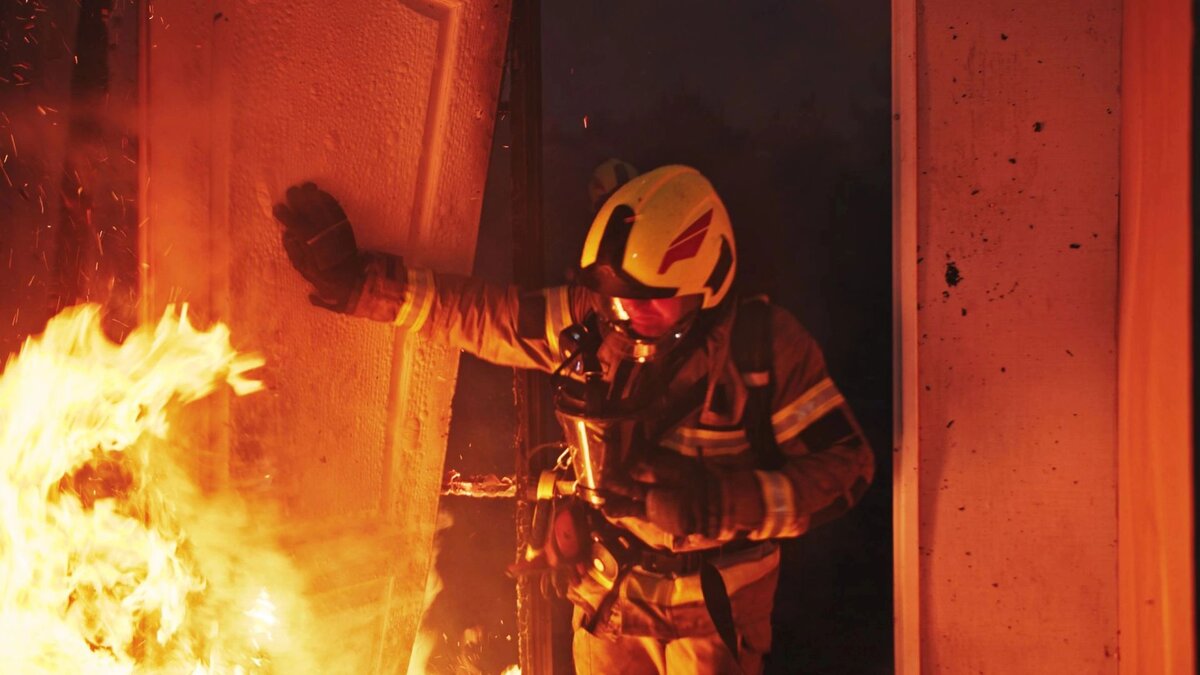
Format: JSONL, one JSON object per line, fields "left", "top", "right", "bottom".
{"left": 0, "top": 304, "right": 316, "bottom": 673}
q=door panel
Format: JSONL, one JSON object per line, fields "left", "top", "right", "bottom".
{"left": 142, "top": 2, "right": 510, "bottom": 671}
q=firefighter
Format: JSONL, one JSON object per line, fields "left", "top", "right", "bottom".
{"left": 274, "top": 166, "right": 874, "bottom": 675}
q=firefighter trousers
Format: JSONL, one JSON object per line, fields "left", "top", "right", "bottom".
{"left": 572, "top": 615, "right": 771, "bottom": 675}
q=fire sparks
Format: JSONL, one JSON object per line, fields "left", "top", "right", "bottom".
{"left": 0, "top": 304, "right": 315, "bottom": 673}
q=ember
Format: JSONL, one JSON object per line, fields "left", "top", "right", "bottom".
{"left": 0, "top": 304, "right": 318, "bottom": 673}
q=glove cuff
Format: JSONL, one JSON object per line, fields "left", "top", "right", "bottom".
{"left": 346, "top": 251, "right": 407, "bottom": 322}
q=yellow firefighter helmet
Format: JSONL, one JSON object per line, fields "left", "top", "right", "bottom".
{"left": 588, "top": 158, "right": 639, "bottom": 211}
{"left": 579, "top": 165, "right": 736, "bottom": 310}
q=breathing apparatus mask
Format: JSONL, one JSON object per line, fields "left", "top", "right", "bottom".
{"left": 551, "top": 298, "right": 701, "bottom": 508}
{"left": 595, "top": 296, "right": 702, "bottom": 363}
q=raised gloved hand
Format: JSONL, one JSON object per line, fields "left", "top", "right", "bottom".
{"left": 273, "top": 182, "right": 365, "bottom": 311}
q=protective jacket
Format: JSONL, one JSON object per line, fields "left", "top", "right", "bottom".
{"left": 349, "top": 252, "right": 875, "bottom": 648}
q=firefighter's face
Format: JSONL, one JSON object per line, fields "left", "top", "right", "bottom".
{"left": 609, "top": 296, "right": 701, "bottom": 338}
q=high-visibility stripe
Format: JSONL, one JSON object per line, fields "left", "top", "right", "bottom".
{"left": 771, "top": 377, "right": 845, "bottom": 445}
{"left": 392, "top": 268, "right": 417, "bottom": 328}
{"left": 660, "top": 426, "right": 750, "bottom": 457}
{"left": 672, "top": 427, "right": 748, "bottom": 445}
{"left": 394, "top": 267, "right": 434, "bottom": 331}
{"left": 395, "top": 267, "right": 435, "bottom": 333}
{"left": 660, "top": 380, "right": 845, "bottom": 456}
{"left": 748, "top": 470, "right": 797, "bottom": 540}
{"left": 544, "top": 286, "right": 573, "bottom": 357}
{"left": 407, "top": 268, "right": 436, "bottom": 332}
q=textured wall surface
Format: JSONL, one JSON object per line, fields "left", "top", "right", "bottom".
{"left": 901, "top": 1, "right": 1122, "bottom": 671}
{"left": 142, "top": 2, "right": 510, "bottom": 671}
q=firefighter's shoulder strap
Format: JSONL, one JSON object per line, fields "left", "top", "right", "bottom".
{"left": 731, "top": 294, "right": 785, "bottom": 471}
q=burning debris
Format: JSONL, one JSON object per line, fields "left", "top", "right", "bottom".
{"left": 440, "top": 471, "right": 517, "bottom": 499}
{"left": 0, "top": 304, "right": 319, "bottom": 673}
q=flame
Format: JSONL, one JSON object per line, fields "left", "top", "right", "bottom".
{"left": 0, "top": 304, "right": 315, "bottom": 673}
{"left": 406, "top": 510, "right": 452, "bottom": 675}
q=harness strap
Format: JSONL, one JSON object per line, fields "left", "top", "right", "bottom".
{"left": 639, "top": 303, "right": 731, "bottom": 442}
{"left": 700, "top": 560, "right": 744, "bottom": 668}
{"left": 731, "top": 295, "right": 785, "bottom": 470}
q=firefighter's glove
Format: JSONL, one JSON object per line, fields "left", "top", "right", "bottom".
{"left": 643, "top": 479, "right": 722, "bottom": 538}
{"left": 600, "top": 473, "right": 720, "bottom": 535}
{"left": 273, "top": 182, "right": 365, "bottom": 312}
{"left": 627, "top": 450, "right": 707, "bottom": 486}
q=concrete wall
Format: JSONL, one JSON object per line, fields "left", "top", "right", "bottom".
{"left": 142, "top": 2, "right": 509, "bottom": 672}
{"left": 895, "top": 0, "right": 1122, "bottom": 671}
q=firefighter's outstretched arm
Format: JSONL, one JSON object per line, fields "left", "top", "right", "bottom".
{"left": 274, "top": 182, "right": 580, "bottom": 373}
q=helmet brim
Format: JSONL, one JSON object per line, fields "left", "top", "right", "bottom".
{"left": 577, "top": 263, "right": 678, "bottom": 300}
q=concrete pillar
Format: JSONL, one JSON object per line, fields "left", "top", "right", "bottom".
{"left": 894, "top": 1, "right": 1123, "bottom": 671}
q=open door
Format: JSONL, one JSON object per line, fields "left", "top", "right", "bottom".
{"left": 140, "top": 2, "right": 510, "bottom": 671}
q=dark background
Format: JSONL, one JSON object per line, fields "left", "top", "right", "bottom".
{"left": 427, "top": 2, "right": 893, "bottom": 674}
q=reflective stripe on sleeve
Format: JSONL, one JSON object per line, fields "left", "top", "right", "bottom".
{"left": 395, "top": 267, "right": 435, "bottom": 332}
{"left": 748, "top": 470, "right": 807, "bottom": 540}
{"left": 544, "top": 286, "right": 574, "bottom": 358}
{"left": 771, "top": 377, "right": 845, "bottom": 445}
{"left": 660, "top": 426, "right": 750, "bottom": 457}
